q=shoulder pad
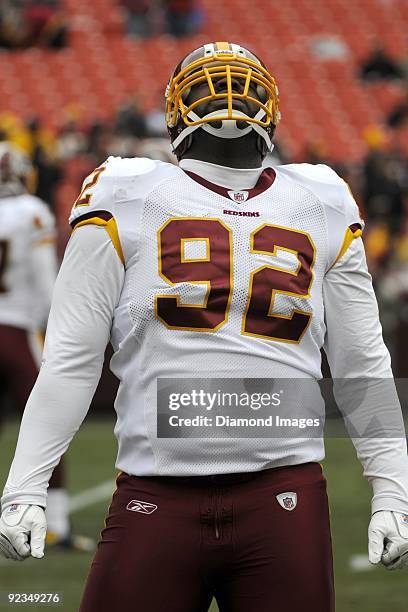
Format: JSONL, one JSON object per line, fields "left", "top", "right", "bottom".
{"left": 69, "top": 161, "right": 114, "bottom": 227}
{"left": 279, "top": 163, "right": 340, "bottom": 183}
{"left": 69, "top": 156, "right": 176, "bottom": 226}
{"left": 277, "top": 162, "right": 363, "bottom": 221}
{"left": 277, "top": 163, "right": 345, "bottom": 204}
{"left": 102, "top": 155, "right": 157, "bottom": 178}
{"left": 17, "top": 194, "right": 55, "bottom": 227}
{"left": 101, "top": 155, "right": 178, "bottom": 179}
{"left": 277, "top": 163, "right": 364, "bottom": 268}
{"left": 68, "top": 156, "right": 177, "bottom": 265}
{"left": 18, "top": 195, "right": 55, "bottom": 242}
{"left": 17, "top": 193, "right": 51, "bottom": 212}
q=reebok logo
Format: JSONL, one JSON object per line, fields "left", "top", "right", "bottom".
{"left": 223, "top": 209, "right": 260, "bottom": 217}
{"left": 126, "top": 500, "right": 158, "bottom": 515}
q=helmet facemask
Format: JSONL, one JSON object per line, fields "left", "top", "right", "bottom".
{"left": 166, "top": 43, "right": 280, "bottom": 154}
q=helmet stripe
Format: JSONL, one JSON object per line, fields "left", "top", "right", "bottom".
{"left": 215, "top": 41, "right": 231, "bottom": 51}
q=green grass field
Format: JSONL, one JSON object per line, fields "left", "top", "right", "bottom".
{"left": 0, "top": 419, "right": 407, "bottom": 611}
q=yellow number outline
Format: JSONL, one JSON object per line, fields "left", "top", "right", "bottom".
{"left": 154, "top": 217, "right": 233, "bottom": 332}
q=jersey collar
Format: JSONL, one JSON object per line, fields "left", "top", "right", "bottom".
{"left": 182, "top": 167, "right": 276, "bottom": 202}
{"left": 179, "top": 159, "right": 263, "bottom": 189}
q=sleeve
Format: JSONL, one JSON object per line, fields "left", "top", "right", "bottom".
{"left": 1, "top": 225, "right": 125, "bottom": 510}
{"left": 29, "top": 206, "right": 58, "bottom": 328}
{"left": 323, "top": 237, "right": 408, "bottom": 514}
{"left": 29, "top": 243, "right": 58, "bottom": 329}
{"left": 69, "top": 158, "right": 125, "bottom": 266}
{"left": 324, "top": 174, "right": 364, "bottom": 270}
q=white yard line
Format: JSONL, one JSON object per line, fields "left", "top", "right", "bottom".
{"left": 2, "top": 480, "right": 379, "bottom": 576}
{"left": 68, "top": 481, "right": 115, "bottom": 514}
{"left": 0, "top": 483, "right": 115, "bottom": 564}
{"left": 349, "top": 554, "right": 374, "bottom": 571}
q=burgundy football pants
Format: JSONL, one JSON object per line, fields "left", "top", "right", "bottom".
{"left": 0, "top": 325, "right": 39, "bottom": 415}
{"left": 0, "top": 325, "right": 63, "bottom": 487}
{"left": 80, "top": 462, "right": 334, "bottom": 611}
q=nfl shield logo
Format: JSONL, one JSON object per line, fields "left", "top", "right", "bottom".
{"left": 227, "top": 190, "right": 249, "bottom": 202}
{"left": 276, "top": 492, "right": 297, "bottom": 511}
{"left": 283, "top": 497, "right": 294, "bottom": 509}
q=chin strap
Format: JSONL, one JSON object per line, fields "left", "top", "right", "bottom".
{"left": 171, "top": 108, "right": 273, "bottom": 152}
{"left": 200, "top": 109, "right": 253, "bottom": 139}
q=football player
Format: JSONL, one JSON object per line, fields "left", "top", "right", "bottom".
{"left": 0, "top": 143, "right": 92, "bottom": 553}
{"left": 1, "top": 43, "right": 408, "bottom": 611}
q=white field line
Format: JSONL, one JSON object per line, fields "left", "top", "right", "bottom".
{"left": 1, "top": 479, "right": 378, "bottom": 573}
{"left": 68, "top": 480, "right": 115, "bottom": 514}
{"left": 0, "top": 483, "right": 114, "bottom": 564}
{"left": 349, "top": 554, "right": 374, "bottom": 571}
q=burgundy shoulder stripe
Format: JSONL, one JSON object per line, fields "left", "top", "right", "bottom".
{"left": 349, "top": 222, "right": 363, "bottom": 233}
{"left": 70, "top": 210, "right": 113, "bottom": 229}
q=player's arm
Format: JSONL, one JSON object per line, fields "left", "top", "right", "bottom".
{"left": 0, "top": 226, "right": 124, "bottom": 559}
{"left": 0, "top": 214, "right": 125, "bottom": 560}
{"left": 29, "top": 205, "right": 58, "bottom": 328}
{"left": 323, "top": 225, "right": 408, "bottom": 570}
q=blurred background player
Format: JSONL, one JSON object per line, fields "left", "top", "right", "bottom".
{"left": 0, "top": 42, "right": 407, "bottom": 611}
{"left": 0, "top": 142, "right": 92, "bottom": 552}
{"left": 0, "top": 1, "right": 406, "bottom": 610}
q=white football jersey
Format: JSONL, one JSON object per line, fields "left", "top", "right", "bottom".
{"left": 0, "top": 194, "right": 55, "bottom": 330}
{"left": 68, "top": 157, "right": 363, "bottom": 476}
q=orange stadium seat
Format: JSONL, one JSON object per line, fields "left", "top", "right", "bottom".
{"left": 1, "top": 0, "right": 407, "bottom": 161}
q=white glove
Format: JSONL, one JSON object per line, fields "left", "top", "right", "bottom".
{"left": 0, "top": 504, "right": 47, "bottom": 561}
{"left": 368, "top": 510, "right": 408, "bottom": 570}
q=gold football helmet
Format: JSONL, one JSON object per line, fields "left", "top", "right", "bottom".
{"left": 166, "top": 42, "right": 280, "bottom": 153}
{"left": 0, "top": 142, "right": 35, "bottom": 197}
